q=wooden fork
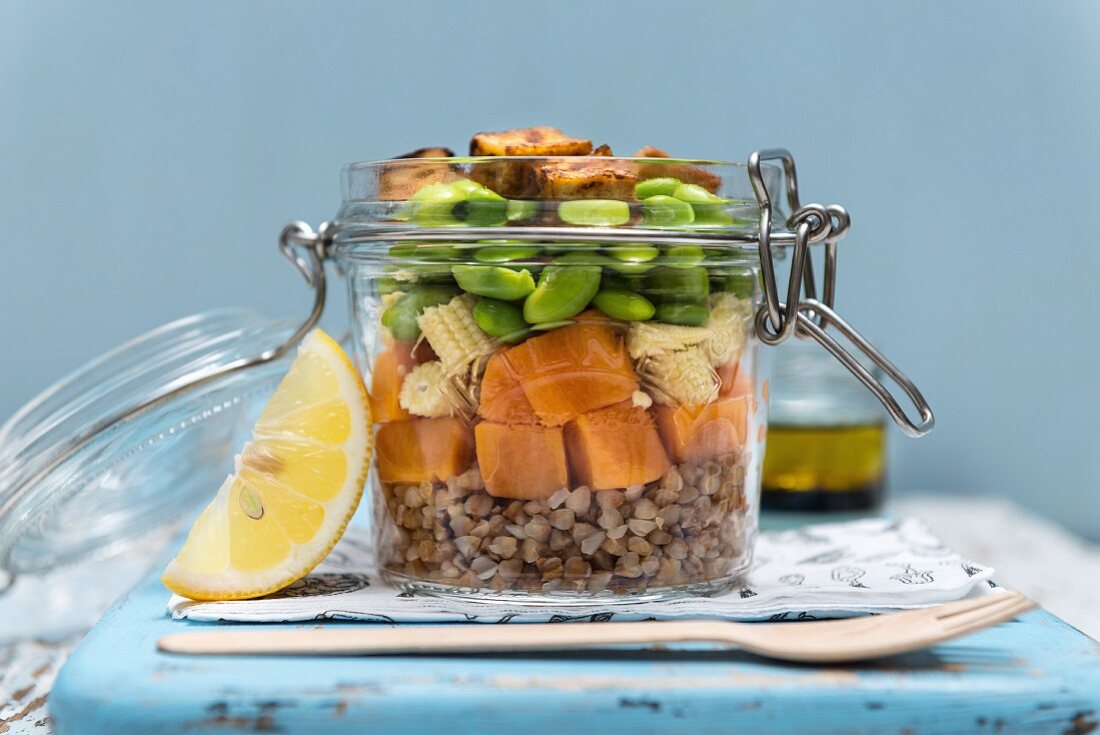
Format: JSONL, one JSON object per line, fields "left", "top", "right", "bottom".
{"left": 157, "top": 589, "right": 1034, "bottom": 663}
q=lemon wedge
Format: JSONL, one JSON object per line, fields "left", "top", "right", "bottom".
{"left": 162, "top": 330, "right": 372, "bottom": 601}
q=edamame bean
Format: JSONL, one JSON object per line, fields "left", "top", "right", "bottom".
{"left": 523, "top": 264, "right": 601, "bottom": 323}
{"left": 473, "top": 243, "right": 543, "bottom": 264}
{"left": 593, "top": 289, "right": 655, "bottom": 322}
{"left": 531, "top": 320, "right": 575, "bottom": 331}
{"left": 642, "top": 195, "right": 695, "bottom": 226}
{"left": 643, "top": 266, "right": 710, "bottom": 304}
{"left": 457, "top": 187, "right": 508, "bottom": 226}
{"left": 473, "top": 298, "right": 529, "bottom": 343}
{"left": 672, "top": 183, "right": 735, "bottom": 226}
{"left": 449, "top": 178, "right": 484, "bottom": 196}
{"left": 552, "top": 251, "right": 618, "bottom": 267}
{"left": 410, "top": 182, "right": 466, "bottom": 228}
{"left": 381, "top": 286, "right": 459, "bottom": 340}
{"left": 452, "top": 265, "right": 536, "bottom": 301}
{"left": 388, "top": 242, "right": 462, "bottom": 260}
{"left": 506, "top": 199, "right": 539, "bottom": 222}
{"left": 655, "top": 302, "right": 710, "bottom": 326}
{"left": 558, "top": 199, "right": 631, "bottom": 226}
{"left": 662, "top": 244, "right": 705, "bottom": 268}
{"left": 723, "top": 270, "right": 758, "bottom": 298}
{"left": 635, "top": 177, "right": 682, "bottom": 199}
{"left": 604, "top": 243, "right": 659, "bottom": 274}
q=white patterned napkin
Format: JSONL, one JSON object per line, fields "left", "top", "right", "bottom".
{"left": 168, "top": 518, "right": 996, "bottom": 624}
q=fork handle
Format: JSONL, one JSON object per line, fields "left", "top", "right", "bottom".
{"left": 158, "top": 621, "right": 735, "bottom": 656}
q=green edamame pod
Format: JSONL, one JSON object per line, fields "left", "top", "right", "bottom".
{"left": 641, "top": 195, "right": 695, "bottom": 226}
{"left": 643, "top": 266, "right": 710, "bottom": 304}
{"left": 381, "top": 285, "right": 459, "bottom": 341}
{"left": 592, "top": 289, "right": 655, "bottom": 322}
{"left": 655, "top": 302, "right": 710, "bottom": 326}
{"left": 452, "top": 265, "right": 536, "bottom": 301}
{"left": 558, "top": 199, "right": 631, "bottom": 226}
{"left": 603, "top": 243, "right": 660, "bottom": 274}
{"left": 473, "top": 298, "right": 529, "bottom": 344}
{"left": 523, "top": 264, "right": 602, "bottom": 324}
{"left": 635, "top": 177, "right": 682, "bottom": 199}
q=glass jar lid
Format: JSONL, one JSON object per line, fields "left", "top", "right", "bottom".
{"left": 0, "top": 309, "right": 301, "bottom": 588}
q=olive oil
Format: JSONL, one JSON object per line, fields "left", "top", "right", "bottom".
{"left": 762, "top": 422, "right": 886, "bottom": 512}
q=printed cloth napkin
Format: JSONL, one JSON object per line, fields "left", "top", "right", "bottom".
{"left": 168, "top": 517, "right": 996, "bottom": 624}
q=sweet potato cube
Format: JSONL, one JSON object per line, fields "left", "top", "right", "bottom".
{"left": 368, "top": 346, "right": 416, "bottom": 423}
{"left": 475, "top": 422, "right": 569, "bottom": 500}
{"left": 477, "top": 352, "right": 539, "bottom": 425}
{"left": 654, "top": 397, "right": 749, "bottom": 465}
{"left": 565, "top": 403, "right": 670, "bottom": 490}
{"left": 505, "top": 321, "right": 639, "bottom": 426}
{"left": 376, "top": 417, "right": 475, "bottom": 484}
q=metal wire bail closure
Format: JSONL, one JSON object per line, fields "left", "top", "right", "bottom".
{"left": 747, "top": 149, "right": 934, "bottom": 438}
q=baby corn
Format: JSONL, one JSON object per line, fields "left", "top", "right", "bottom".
{"left": 702, "top": 293, "right": 753, "bottom": 366}
{"left": 639, "top": 345, "right": 717, "bottom": 406}
{"left": 417, "top": 294, "right": 495, "bottom": 372}
{"left": 398, "top": 361, "right": 455, "bottom": 418}
{"left": 626, "top": 321, "right": 712, "bottom": 360}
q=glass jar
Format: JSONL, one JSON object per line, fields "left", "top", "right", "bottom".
{"left": 309, "top": 150, "right": 932, "bottom": 602}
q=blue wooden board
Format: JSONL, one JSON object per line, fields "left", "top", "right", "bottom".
{"left": 51, "top": 568, "right": 1100, "bottom": 735}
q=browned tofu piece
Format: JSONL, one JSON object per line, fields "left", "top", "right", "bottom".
{"left": 470, "top": 126, "right": 593, "bottom": 157}
{"left": 469, "top": 126, "right": 594, "bottom": 198}
{"left": 633, "top": 145, "right": 722, "bottom": 194}
{"left": 377, "top": 147, "right": 458, "bottom": 201}
{"left": 534, "top": 158, "right": 638, "bottom": 200}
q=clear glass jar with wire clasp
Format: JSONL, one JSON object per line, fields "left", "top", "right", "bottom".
{"left": 297, "top": 150, "right": 933, "bottom": 603}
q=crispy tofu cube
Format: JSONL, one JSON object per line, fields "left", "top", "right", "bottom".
{"left": 470, "top": 126, "right": 593, "bottom": 157}
{"left": 634, "top": 145, "right": 722, "bottom": 194}
{"left": 377, "top": 146, "right": 457, "bottom": 201}
{"left": 534, "top": 158, "right": 638, "bottom": 200}
{"left": 469, "top": 126, "right": 594, "bottom": 198}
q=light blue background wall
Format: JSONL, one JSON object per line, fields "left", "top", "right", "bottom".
{"left": 1, "top": 2, "right": 1098, "bottom": 537}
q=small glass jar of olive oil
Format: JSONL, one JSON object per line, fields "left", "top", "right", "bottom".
{"left": 762, "top": 338, "right": 886, "bottom": 514}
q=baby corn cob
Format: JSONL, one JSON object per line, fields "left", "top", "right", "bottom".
{"left": 417, "top": 294, "right": 495, "bottom": 372}
{"left": 639, "top": 345, "right": 718, "bottom": 406}
{"left": 626, "top": 321, "right": 712, "bottom": 360}
{"left": 398, "top": 361, "right": 455, "bottom": 418}
{"left": 702, "top": 293, "right": 754, "bottom": 366}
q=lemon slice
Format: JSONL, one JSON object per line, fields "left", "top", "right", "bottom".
{"left": 162, "top": 330, "right": 372, "bottom": 601}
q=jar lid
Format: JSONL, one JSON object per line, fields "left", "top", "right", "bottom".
{"left": 0, "top": 309, "right": 300, "bottom": 589}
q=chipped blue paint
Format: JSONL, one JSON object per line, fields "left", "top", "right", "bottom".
{"left": 50, "top": 569, "right": 1100, "bottom": 735}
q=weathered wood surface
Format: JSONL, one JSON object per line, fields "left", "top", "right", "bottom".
{"left": 47, "top": 567, "right": 1100, "bottom": 735}
{"left": 0, "top": 639, "right": 72, "bottom": 734}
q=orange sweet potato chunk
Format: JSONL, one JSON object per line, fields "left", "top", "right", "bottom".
{"left": 654, "top": 397, "right": 749, "bottom": 465}
{"left": 475, "top": 422, "right": 569, "bottom": 500}
{"left": 505, "top": 322, "right": 639, "bottom": 426}
{"left": 564, "top": 403, "right": 670, "bottom": 490}
{"left": 376, "top": 417, "right": 475, "bottom": 484}
{"left": 477, "top": 352, "right": 539, "bottom": 425}
{"left": 368, "top": 346, "right": 417, "bottom": 423}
